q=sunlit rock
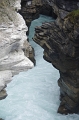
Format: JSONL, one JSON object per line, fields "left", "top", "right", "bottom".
{"left": 0, "top": 0, "right": 34, "bottom": 100}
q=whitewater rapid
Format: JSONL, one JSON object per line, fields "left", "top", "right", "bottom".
{"left": 0, "top": 15, "right": 79, "bottom": 120}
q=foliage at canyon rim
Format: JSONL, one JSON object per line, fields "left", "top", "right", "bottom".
{"left": 66, "top": 10, "right": 79, "bottom": 24}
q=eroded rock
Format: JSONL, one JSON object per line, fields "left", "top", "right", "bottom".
{"left": 20, "top": 0, "right": 56, "bottom": 27}
{"left": 0, "top": 0, "right": 34, "bottom": 101}
{"left": 33, "top": 0, "right": 79, "bottom": 114}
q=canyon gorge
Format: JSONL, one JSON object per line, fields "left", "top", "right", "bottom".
{"left": 20, "top": 0, "right": 79, "bottom": 114}
{"left": 0, "top": 0, "right": 79, "bottom": 119}
{"left": 33, "top": 0, "right": 79, "bottom": 114}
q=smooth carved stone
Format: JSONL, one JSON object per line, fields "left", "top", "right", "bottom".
{"left": 0, "top": 89, "right": 7, "bottom": 100}
{"left": 0, "top": 0, "right": 34, "bottom": 101}
{"left": 0, "top": 1, "right": 35, "bottom": 120}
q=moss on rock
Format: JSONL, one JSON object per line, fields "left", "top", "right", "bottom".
{"left": 65, "top": 10, "right": 79, "bottom": 24}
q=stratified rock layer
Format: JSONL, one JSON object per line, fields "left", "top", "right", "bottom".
{"left": 33, "top": 0, "right": 79, "bottom": 114}
{"left": 20, "top": 0, "right": 56, "bottom": 27}
{"left": 19, "top": 0, "right": 55, "bottom": 65}
{"left": 20, "top": 0, "right": 42, "bottom": 28}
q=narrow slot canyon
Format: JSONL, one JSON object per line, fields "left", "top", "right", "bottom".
{"left": 0, "top": 0, "right": 79, "bottom": 120}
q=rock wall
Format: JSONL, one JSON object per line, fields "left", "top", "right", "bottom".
{"left": 19, "top": 0, "right": 55, "bottom": 65}
{"left": 33, "top": 0, "right": 79, "bottom": 114}
{"left": 20, "top": 0, "right": 42, "bottom": 27}
{"left": 0, "top": 0, "right": 34, "bottom": 100}
{"left": 20, "top": 0, "right": 56, "bottom": 28}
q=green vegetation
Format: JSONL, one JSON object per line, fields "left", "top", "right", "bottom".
{"left": 66, "top": 10, "right": 79, "bottom": 24}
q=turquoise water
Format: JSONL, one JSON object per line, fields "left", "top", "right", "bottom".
{"left": 0, "top": 15, "right": 79, "bottom": 120}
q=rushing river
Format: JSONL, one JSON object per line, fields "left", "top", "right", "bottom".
{"left": 0, "top": 15, "right": 79, "bottom": 120}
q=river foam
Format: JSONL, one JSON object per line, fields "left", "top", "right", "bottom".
{"left": 0, "top": 15, "right": 79, "bottom": 120}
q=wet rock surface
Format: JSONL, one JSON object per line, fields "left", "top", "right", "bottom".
{"left": 33, "top": 0, "right": 79, "bottom": 114}
{"left": 20, "top": 0, "right": 42, "bottom": 27}
{"left": 20, "top": 0, "right": 57, "bottom": 65}
{"left": 23, "top": 41, "right": 36, "bottom": 65}
{"left": 20, "top": 0, "right": 56, "bottom": 28}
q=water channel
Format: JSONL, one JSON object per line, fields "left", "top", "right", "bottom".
{"left": 0, "top": 15, "right": 79, "bottom": 120}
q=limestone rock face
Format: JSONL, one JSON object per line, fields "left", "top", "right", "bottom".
{"left": 33, "top": 0, "right": 79, "bottom": 114}
{"left": 0, "top": 0, "right": 34, "bottom": 100}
